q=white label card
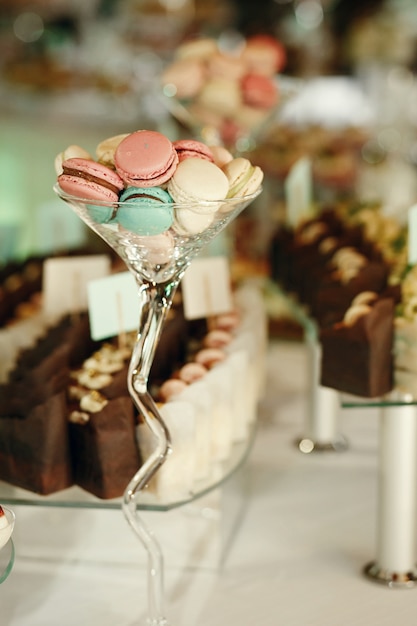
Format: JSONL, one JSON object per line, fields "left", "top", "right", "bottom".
{"left": 181, "top": 256, "right": 233, "bottom": 320}
{"left": 284, "top": 156, "right": 313, "bottom": 228}
{"left": 408, "top": 204, "right": 417, "bottom": 265}
{"left": 43, "top": 255, "right": 111, "bottom": 319}
{"left": 88, "top": 271, "right": 139, "bottom": 341}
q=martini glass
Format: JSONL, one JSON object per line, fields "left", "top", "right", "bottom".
{"left": 0, "top": 506, "right": 15, "bottom": 584}
{"left": 54, "top": 183, "right": 261, "bottom": 625}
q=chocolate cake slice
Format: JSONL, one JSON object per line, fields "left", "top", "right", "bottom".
{"left": 320, "top": 295, "right": 395, "bottom": 397}
{"left": 69, "top": 395, "right": 141, "bottom": 500}
{"left": 0, "top": 391, "right": 73, "bottom": 494}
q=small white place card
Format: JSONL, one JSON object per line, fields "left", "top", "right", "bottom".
{"left": 87, "top": 271, "right": 139, "bottom": 340}
{"left": 43, "top": 255, "right": 111, "bottom": 319}
{"left": 181, "top": 256, "right": 233, "bottom": 320}
{"left": 284, "top": 156, "right": 313, "bottom": 228}
{"left": 408, "top": 204, "right": 417, "bottom": 265}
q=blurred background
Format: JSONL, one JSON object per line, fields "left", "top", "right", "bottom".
{"left": 2, "top": 0, "right": 417, "bottom": 262}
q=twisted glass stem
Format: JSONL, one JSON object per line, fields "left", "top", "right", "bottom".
{"left": 122, "top": 276, "right": 181, "bottom": 626}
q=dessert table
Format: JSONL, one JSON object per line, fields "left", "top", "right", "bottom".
{"left": 2, "top": 339, "right": 416, "bottom": 625}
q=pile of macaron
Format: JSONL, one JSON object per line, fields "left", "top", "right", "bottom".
{"left": 161, "top": 35, "right": 287, "bottom": 147}
{"left": 55, "top": 129, "right": 263, "bottom": 237}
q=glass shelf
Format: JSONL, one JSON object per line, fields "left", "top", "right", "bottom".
{"left": 0, "top": 424, "right": 256, "bottom": 512}
{"left": 341, "top": 391, "right": 417, "bottom": 409}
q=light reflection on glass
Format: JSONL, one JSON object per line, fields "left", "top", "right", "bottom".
{"left": 13, "top": 12, "right": 44, "bottom": 43}
{"left": 294, "top": 0, "right": 323, "bottom": 30}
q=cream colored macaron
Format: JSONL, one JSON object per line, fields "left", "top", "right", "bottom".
{"left": 54, "top": 144, "right": 92, "bottom": 175}
{"left": 222, "top": 157, "right": 264, "bottom": 199}
{"left": 96, "top": 133, "right": 129, "bottom": 168}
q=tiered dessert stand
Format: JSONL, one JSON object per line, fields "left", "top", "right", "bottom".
{"left": 271, "top": 280, "right": 417, "bottom": 587}
{"left": 343, "top": 393, "right": 417, "bottom": 586}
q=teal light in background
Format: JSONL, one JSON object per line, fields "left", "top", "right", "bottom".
{"left": 0, "top": 150, "right": 27, "bottom": 262}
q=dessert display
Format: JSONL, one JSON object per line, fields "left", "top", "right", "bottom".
{"left": 138, "top": 282, "right": 267, "bottom": 503}
{"left": 160, "top": 35, "right": 287, "bottom": 149}
{"left": 56, "top": 129, "right": 263, "bottom": 235}
{"left": 66, "top": 298, "right": 190, "bottom": 500}
{"left": 320, "top": 292, "right": 395, "bottom": 397}
{"left": 0, "top": 268, "right": 266, "bottom": 499}
{"left": 0, "top": 312, "right": 94, "bottom": 495}
{"left": 0, "top": 127, "right": 263, "bottom": 508}
{"left": 271, "top": 205, "right": 396, "bottom": 322}
{"left": 269, "top": 201, "right": 407, "bottom": 397}
{"left": 3, "top": 0, "right": 417, "bottom": 609}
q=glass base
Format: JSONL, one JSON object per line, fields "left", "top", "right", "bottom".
{"left": 296, "top": 435, "right": 349, "bottom": 454}
{"left": 0, "top": 539, "right": 15, "bottom": 583}
{"left": 363, "top": 561, "right": 417, "bottom": 588}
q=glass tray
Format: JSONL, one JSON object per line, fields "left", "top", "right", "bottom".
{"left": 341, "top": 391, "right": 417, "bottom": 408}
{"left": 0, "top": 424, "right": 256, "bottom": 512}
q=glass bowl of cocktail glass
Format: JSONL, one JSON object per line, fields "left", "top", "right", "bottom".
{"left": 158, "top": 33, "right": 299, "bottom": 155}
{"left": 160, "top": 73, "right": 302, "bottom": 155}
{"left": 0, "top": 505, "right": 15, "bottom": 584}
{"left": 53, "top": 182, "right": 261, "bottom": 626}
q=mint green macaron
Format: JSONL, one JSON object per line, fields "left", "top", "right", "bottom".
{"left": 118, "top": 186, "right": 174, "bottom": 235}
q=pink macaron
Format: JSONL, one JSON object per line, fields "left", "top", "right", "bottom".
{"left": 159, "top": 378, "right": 188, "bottom": 401}
{"left": 241, "top": 34, "right": 287, "bottom": 76}
{"left": 194, "top": 348, "right": 225, "bottom": 369}
{"left": 214, "top": 311, "right": 240, "bottom": 331}
{"left": 58, "top": 157, "right": 124, "bottom": 202}
{"left": 178, "top": 362, "right": 207, "bottom": 384}
{"left": 241, "top": 73, "right": 278, "bottom": 109}
{"left": 115, "top": 130, "right": 179, "bottom": 187}
{"left": 161, "top": 57, "right": 206, "bottom": 100}
{"left": 203, "top": 329, "right": 233, "bottom": 349}
{"left": 173, "top": 139, "right": 214, "bottom": 163}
